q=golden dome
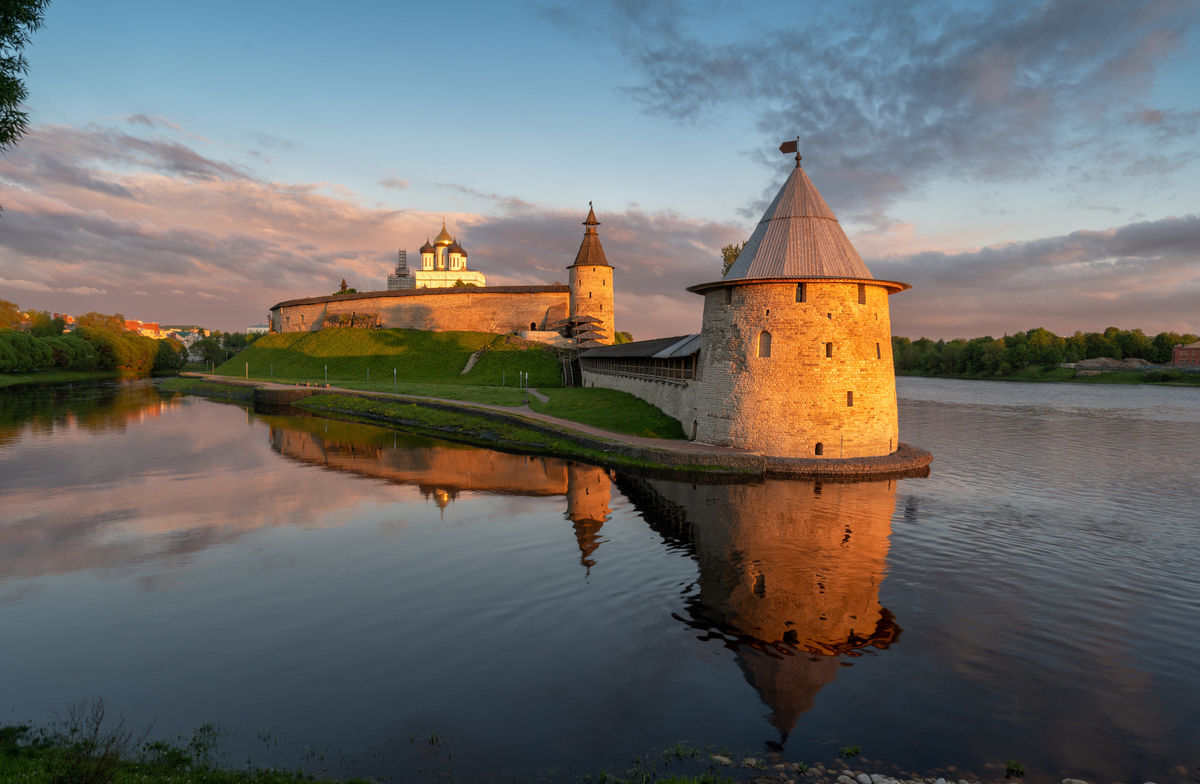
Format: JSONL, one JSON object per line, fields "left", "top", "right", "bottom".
{"left": 434, "top": 221, "right": 454, "bottom": 246}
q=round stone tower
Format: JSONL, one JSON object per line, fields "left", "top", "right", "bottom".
{"left": 567, "top": 204, "right": 615, "bottom": 345}
{"left": 686, "top": 151, "right": 910, "bottom": 459}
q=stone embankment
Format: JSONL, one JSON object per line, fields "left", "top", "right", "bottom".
{"left": 177, "top": 374, "right": 931, "bottom": 479}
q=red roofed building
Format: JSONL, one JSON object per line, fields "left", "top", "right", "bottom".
{"left": 1173, "top": 341, "right": 1200, "bottom": 367}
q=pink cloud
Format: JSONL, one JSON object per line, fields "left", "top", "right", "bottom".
{"left": 2, "top": 120, "right": 1195, "bottom": 341}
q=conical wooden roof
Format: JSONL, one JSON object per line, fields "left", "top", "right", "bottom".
{"left": 569, "top": 204, "right": 610, "bottom": 268}
{"left": 724, "top": 162, "right": 872, "bottom": 280}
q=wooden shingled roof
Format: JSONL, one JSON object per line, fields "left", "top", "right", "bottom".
{"left": 723, "top": 159, "right": 873, "bottom": 281}
{"left": 568, "top": 205, "right": 611, "bottom": 268}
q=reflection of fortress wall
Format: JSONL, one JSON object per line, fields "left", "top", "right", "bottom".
{"left": 565, "top": 463, "right": 613, "bottom": 572}
{"left": 621, "top": 474, "right": 900, "bottom": 738}
{"left": 270, "top": 428, "right": 570, "bottom": 496}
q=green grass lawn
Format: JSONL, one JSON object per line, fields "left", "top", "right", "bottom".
{"left": 529, "top": 387, "right": 686, "bottom": 439}
{"left": 213, "top": 328, "right": 562, "bottom": 388}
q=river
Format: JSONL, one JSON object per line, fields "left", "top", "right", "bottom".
{"left": 0, "top": 377, "right": 1197, "bottom": 782}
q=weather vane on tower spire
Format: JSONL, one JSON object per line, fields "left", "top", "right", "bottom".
{"left": 779, "top": 137, "right": 802, "bottom": 167}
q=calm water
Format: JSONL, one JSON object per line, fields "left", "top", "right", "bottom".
{"left": 1, "top": 377, "right": 1197, "bottom": 782}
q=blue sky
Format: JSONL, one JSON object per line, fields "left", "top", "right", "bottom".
{"left": 2, "top": 0, "right": 1198, "bottom": 338}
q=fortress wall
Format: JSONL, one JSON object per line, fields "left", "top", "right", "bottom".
{"left": 690, "top": 281, "right": 899, "bottom": 458}
{"left": 579, "top": 370, "right": 698, "bottom": 431}
{"left": 272, "top": 290, "right": 569, "bottom": 334}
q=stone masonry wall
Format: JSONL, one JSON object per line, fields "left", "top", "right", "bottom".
{"left": 579, "top": 369, "right": 699, "bottom": 432}
{"left": 568, "top": 264, "right": 615, "bottom": 344}
{"left": 271, "top": 289, "right": 568, "bottom": 335}
{"left": 690, "top": 281, "right": 900, "bottom": 458}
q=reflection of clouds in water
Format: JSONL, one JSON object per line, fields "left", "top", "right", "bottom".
{"left": 0, "top": 399, "right": 612, "bottom": 590}
{"left": 0, "top": 403, "right": 404, "bottom": 588}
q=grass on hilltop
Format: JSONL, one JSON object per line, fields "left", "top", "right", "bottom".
{"left": 213, "top": 328, "right": 563, "bottom": 388}
{"left": 530, "top": 387, "right": 686, "bottom": 439}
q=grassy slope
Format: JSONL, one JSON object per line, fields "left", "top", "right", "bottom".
{"left": 202, "top": 328, "right": 688, "bottom": 435}
{"left": 531, "top": 387, "right": 686, "bottom": 439}
{"left": 214, "top": 328, "right": 563, "bottom": 387}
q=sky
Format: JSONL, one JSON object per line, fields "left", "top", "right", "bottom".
{"left": 1, "top": 0, "right": 1198, "bottom": 340}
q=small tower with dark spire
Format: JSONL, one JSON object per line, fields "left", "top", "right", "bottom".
{"left": 566, "top": 203, "right": 615, "bottom": 346}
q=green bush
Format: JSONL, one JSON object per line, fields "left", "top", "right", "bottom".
{"left": 1143, "top": 369, "right": 1183, "bottom": 382}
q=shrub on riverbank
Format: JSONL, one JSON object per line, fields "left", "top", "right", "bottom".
{"left": 214, "top": 328, "right": 563, "bottom": 388}
{"left": 0, "top": 721, "right": 372, "bottom": 784}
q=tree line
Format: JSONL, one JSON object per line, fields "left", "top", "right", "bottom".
{"left": 892, "top": 327, "right": 1198, "bottom": 376}
{"left": 1, "top": 302, "right": 182, "bottom": 373}
{"left": 1, "top": 300, "right": 264, "bottom": 373}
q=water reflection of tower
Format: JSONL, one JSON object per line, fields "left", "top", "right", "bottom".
{"left": 564, "top": 464, "right": 612, "bottom": 574}
{"left": 619, "top": 475, "right": 901, "bottom": 743}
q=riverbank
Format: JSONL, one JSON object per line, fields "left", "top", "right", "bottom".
{"left": 161, "top": 375, "right": 932, "bottom": 479}
{"left": 4, "top": 721, "right": 1175, "bottom": 784}
{"left": 896, "top": 367, "right": 1200, "bottom": 386}
{"left": 0, "top": 369, "right": 134, "bottom": 388}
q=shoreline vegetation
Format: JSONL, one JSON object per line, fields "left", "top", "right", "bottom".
{"left": 892, "top": 327, "right": 1199, "bottom": 385}
{"left": 0, "top": 368, "right": 132, "bottom": 388}
{"left": 895, "top": 367, "right": 1200, "bottom": 385}
{"left": 2, "top": 715, "right": 1177, "bottom": 784}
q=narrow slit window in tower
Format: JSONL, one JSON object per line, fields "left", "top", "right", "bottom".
{"left": 857, "top": 283, "right": 866, "bottom": 304}
{"left": 876, "top": 342, "right": 881, "bottom": 359}
{"left": 825, "top": 342, "right": 833, "bottom": 358}
{"left": 724, "top": 288, "right": 732, "bottom": 305}
{"left": 796, "top": 283, "right": 806, "bottom": 303}
{"left": 815, "top": 442, "right": 824, "bottom": 456}
{"left": 757, "top": 331, "right": 772, "bottom": 358}
{"left": 847, "top": 390, "right": 854, "bottom": 406}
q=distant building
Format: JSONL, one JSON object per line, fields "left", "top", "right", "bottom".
{"left": 247, "top": 324, "right": 269, "bottom": 335}
{"left": 272, "top": 209, "right": 613, "bottom": 345}
{"left": 124, "top": 319, "right": 162, "bottom": 338}
{"left": 1173, "top": 341, "right": 1200, "bottom": 366}
{"left": 412, "top": 222, "right": 486, "bottom": 288}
